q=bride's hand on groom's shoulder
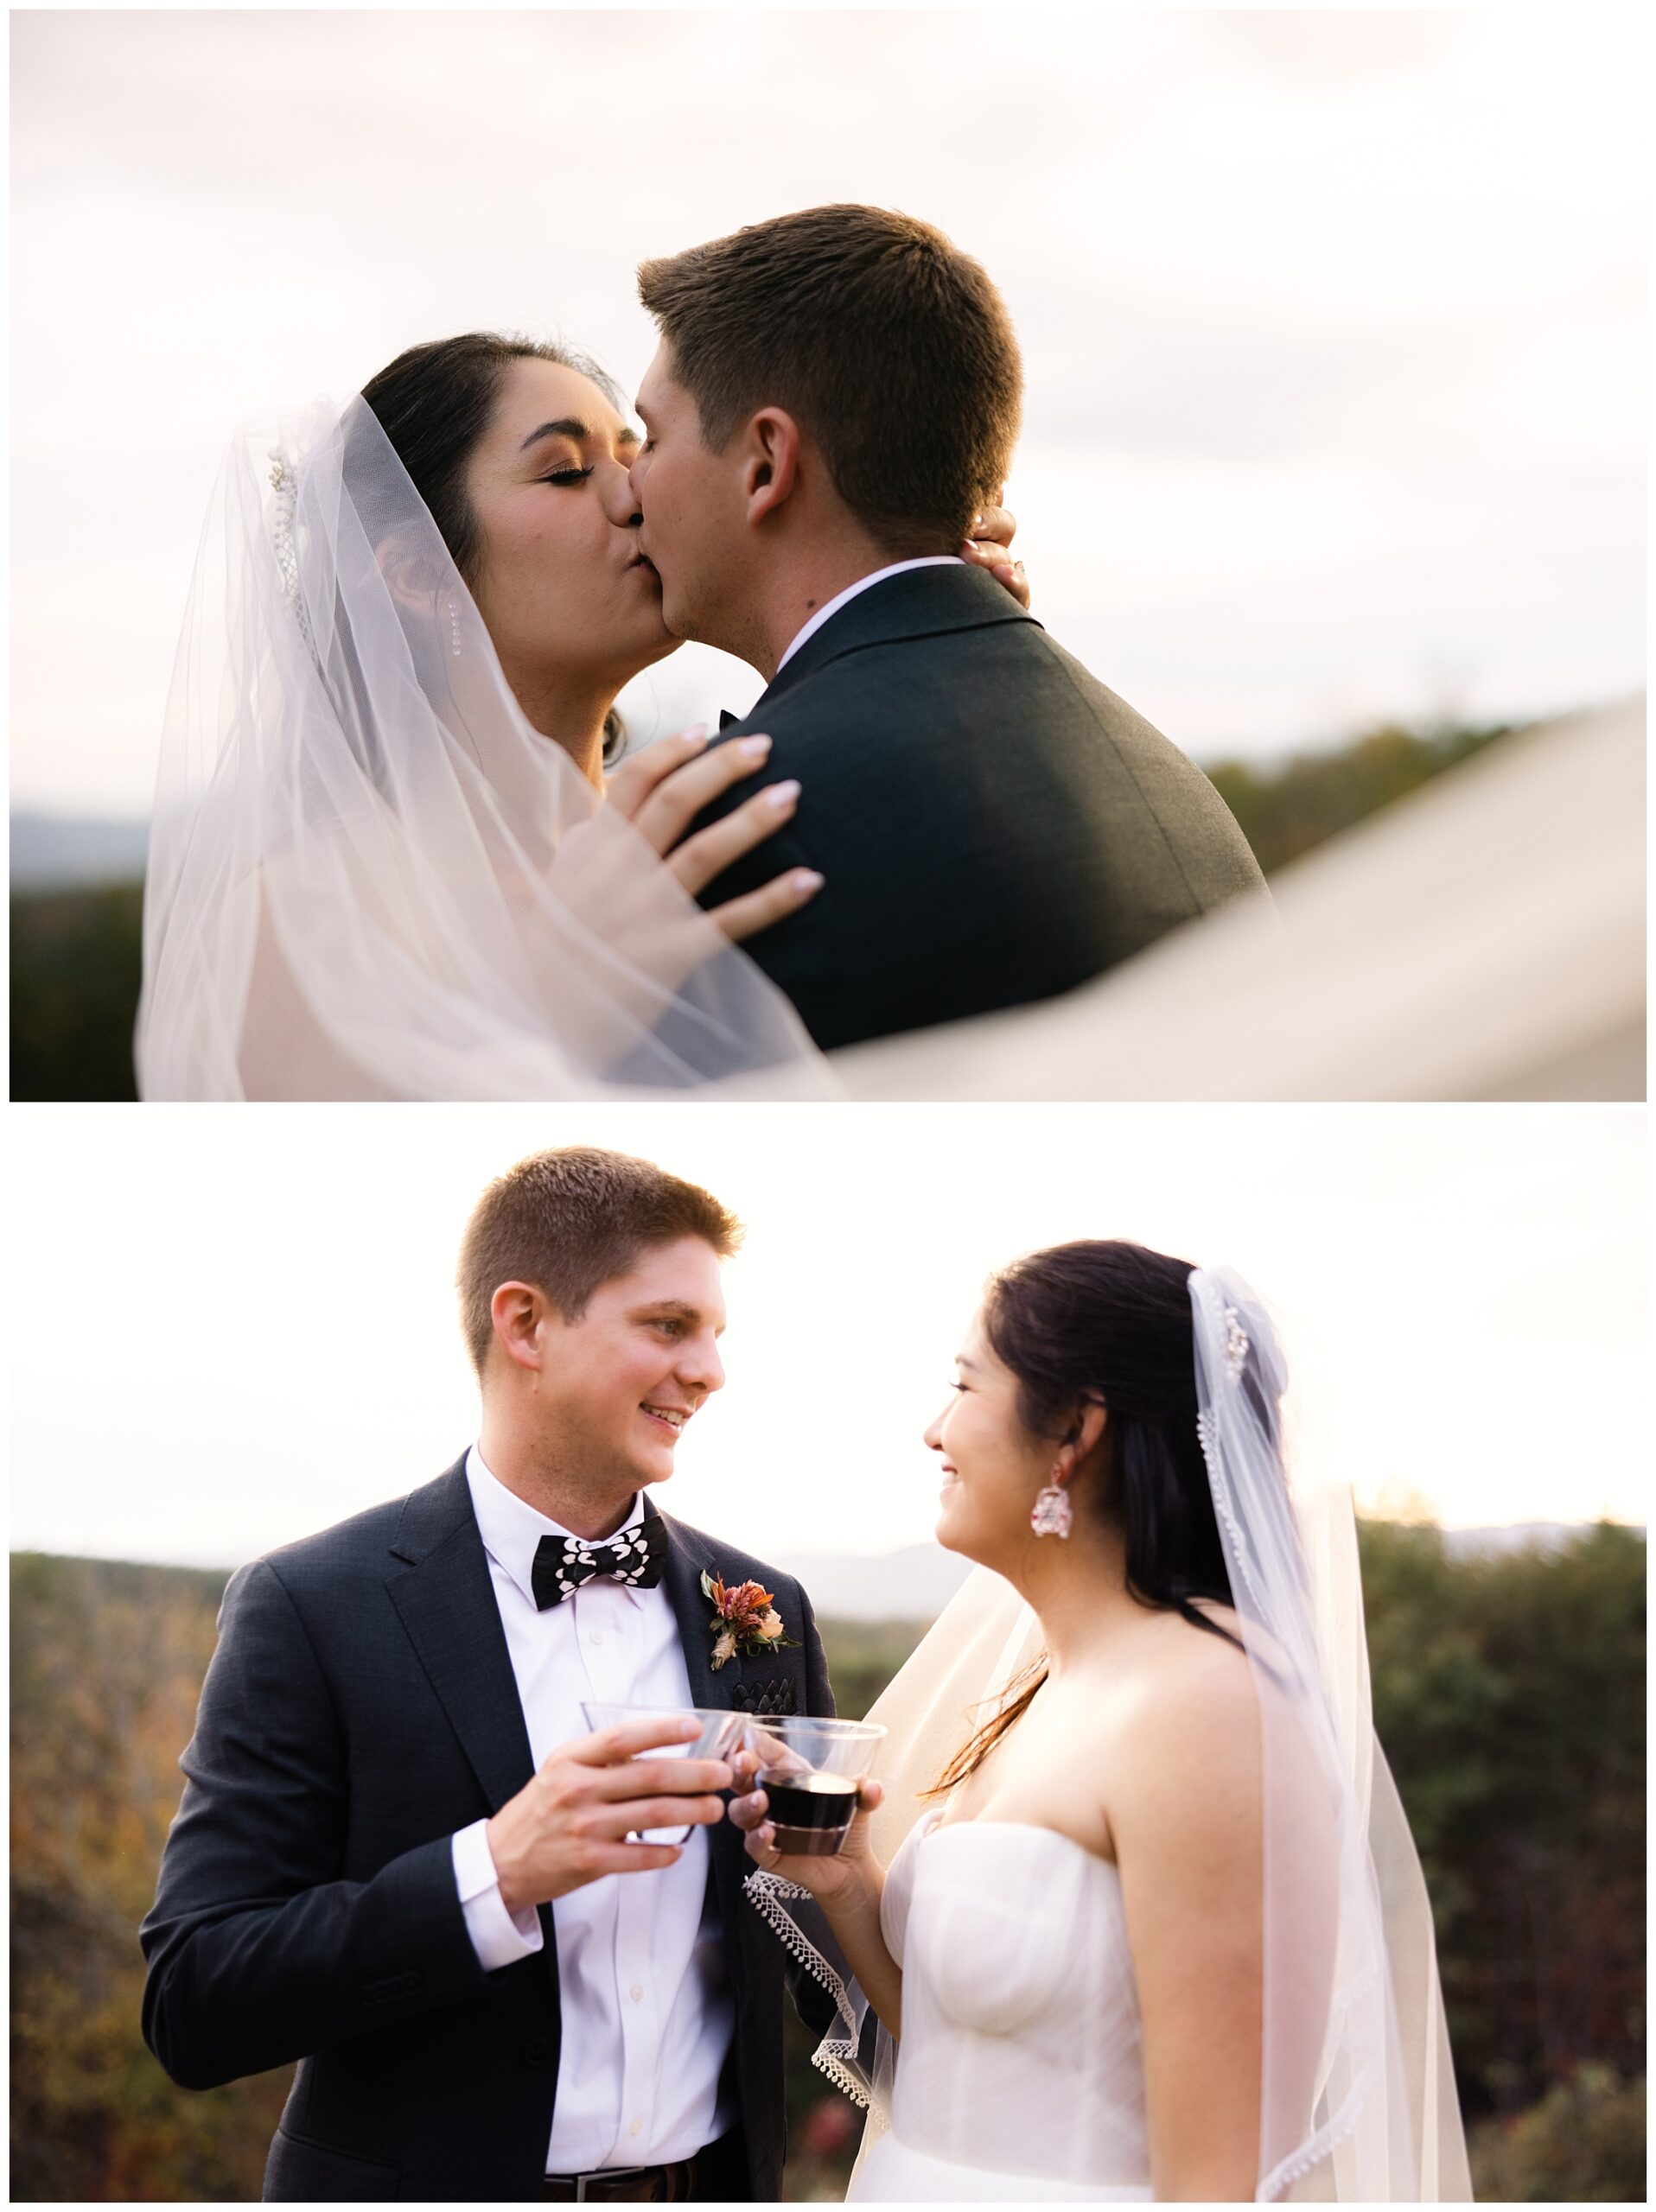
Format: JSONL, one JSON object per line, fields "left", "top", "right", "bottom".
{"left": 605, "top": 727, "right": 824, "bottom": 944}
{"left": 727, "top": 1749, "right": 885, "bottom": 1908}
{"left": 961, "top": 504, "right": 1030, "bottom": 610}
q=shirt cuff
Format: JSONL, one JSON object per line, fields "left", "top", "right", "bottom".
{"left": 452, "top": 1817, "right": 544, "bottom": 1971}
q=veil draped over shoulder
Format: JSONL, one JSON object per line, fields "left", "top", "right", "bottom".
{"left": 759, "top": 1271, "right": 1470, "bottom": 2202}
{"left": 136, "top": 398, "right": 831, "bottom": 1100}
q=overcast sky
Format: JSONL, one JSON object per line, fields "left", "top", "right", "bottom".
{"left": 10, "top": 1103, "right": 1643, "bottom": 1570}
{"left": 10, "top": 6, "right": 1644, "bottom": 817}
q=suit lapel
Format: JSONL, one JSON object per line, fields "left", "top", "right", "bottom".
{"left": 660, "top": 1513, "right": 729, "bottom": 1716}
{"left": 385, "top": 1459, "right": 536, "bottom": 1818}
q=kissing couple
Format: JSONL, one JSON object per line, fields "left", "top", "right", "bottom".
{"left": 137, "top": 205, "right": 1264, "bottom": 1102}
{"left": 143, "top": 1146, "right": 1467, "bottom": 2202}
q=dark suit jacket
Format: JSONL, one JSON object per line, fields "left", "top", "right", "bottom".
{"left": 692, "top": 563, "right": 1266, "bottom": 1052}
{"left": 139, "top": 1459, "right": 836, "bottom": 2202}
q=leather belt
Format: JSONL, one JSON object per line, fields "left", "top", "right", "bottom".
{"left": 541, "top": 2154, "right": 697, "bottom": 2202}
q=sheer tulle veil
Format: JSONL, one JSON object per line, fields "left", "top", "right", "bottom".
{"left": 136, "top": 397, "right": 831, "bottom": 1099}
{"left": 759, "top": 1269, "right": 1470, "bottom": 2202}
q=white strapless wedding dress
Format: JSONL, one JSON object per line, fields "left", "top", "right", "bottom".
{"left": 848, "top": 1813, "right": 1155, "bottom": 2202}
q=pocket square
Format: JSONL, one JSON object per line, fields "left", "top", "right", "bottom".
{"left": 730, "top": 1677, "right": 797, "bottom": 1717}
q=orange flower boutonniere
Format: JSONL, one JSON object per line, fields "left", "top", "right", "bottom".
{"left": 701, "top": 1570, "right": 799, "bottom": 1670}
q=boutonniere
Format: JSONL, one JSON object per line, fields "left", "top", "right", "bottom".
{"left": 701, "top": 1571, "right": 799, "bottom": 1670}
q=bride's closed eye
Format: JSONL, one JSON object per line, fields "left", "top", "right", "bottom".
{"left": 541, "top": 467, "right": 596, "bottom": 487}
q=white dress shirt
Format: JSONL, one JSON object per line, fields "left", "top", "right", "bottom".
{"left": 449, "top": 1449, "right": 736, "bottom": 2174}
{"left": 775, "top": 555, "right": 965, "bottom": 673}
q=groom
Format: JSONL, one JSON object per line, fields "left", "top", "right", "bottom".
{"left": 631, "top": 204, "right": 1267, "bottom": 1055}
{"left": 141, "top": 1147, "right": 835, "bottom": 2202}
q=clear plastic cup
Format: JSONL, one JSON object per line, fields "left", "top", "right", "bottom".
{"left": 580, "top": 1700, "right": 749, "bottom": 1846}
{"left": 579, "top": 1703, "right": 885, "bottom": 1853}
{"left": 736, "top": 1714, "right": 887, "bottom": 1857}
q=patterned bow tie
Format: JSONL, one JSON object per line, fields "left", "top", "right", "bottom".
{"left": 532, "top": 1507, "right": 666, "bottom": 1609}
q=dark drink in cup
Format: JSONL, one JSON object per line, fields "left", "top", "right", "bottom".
{"left": 761, "top": 1768, "right": 861, "bottom": 1855}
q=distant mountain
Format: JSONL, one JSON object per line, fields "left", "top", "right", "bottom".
{"left": 775, "top": 1545, "right": 972, "bottom": 1620}
{"left": 11, "top": 811, "right": 149, "bottom": 890}
{"left": 781, "top": 1522, "right": 1639, "bottom": 1621}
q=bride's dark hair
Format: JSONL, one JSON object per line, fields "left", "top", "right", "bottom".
{"left": 361, "top": 334, "right": 630, "bottom": 764}
{"left": 928, "top": 1238, "right": 1246, "bottom": 1797}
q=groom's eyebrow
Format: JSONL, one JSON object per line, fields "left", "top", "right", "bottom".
{"left": 631, "top": 1297, "right": 726, "bottom": 1336}
{"left": 519, "top": 417, "right": 641, "bottom": 454}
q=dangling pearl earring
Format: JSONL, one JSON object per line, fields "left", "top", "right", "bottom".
{"left": 1030, "top": 1465, "right": 1073, "bottom": 1540}
{"left": 448, "top": 595, "right": 462, "bottom": 658}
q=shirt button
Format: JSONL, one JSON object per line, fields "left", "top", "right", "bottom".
{"left": 629, "top": 1984, "right": 644, "bottom": 2002}
{"left": 588, "top": 1630, "right": 604, "bottom": 1646}
{"left": 628, "top": 2119, "right": 643, "bottom": 2139}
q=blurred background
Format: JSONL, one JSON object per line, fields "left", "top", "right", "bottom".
{"left": 9, "top": 1103, "right": 1646, "bottom": 2197}
{"left": 10, "top": 7, "right": 1644, "bottom": 1099}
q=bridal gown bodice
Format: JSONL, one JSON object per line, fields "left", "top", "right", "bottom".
{"left": 849, "top": 1813, "right": 1155, "bottom": 2202}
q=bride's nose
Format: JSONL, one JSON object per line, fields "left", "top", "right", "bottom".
{"left": 923, "top": 1412, "right": 945, "bottom": 1452}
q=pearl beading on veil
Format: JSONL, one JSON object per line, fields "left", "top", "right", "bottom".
{"left": 267, "top": 451, "right": 316, "bottom": 659}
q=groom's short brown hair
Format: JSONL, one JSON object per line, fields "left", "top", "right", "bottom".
{"left": 638, "top": 204, "right": 1022, "bottom": 554}
{"left": 457, "top": 1147, "right": 743, "bottom": 1375}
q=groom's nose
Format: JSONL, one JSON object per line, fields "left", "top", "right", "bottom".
{"left": 677, "top": 1332, "right": 725, "bottom": 1395}
{"left": 601, "top": 460, "right": 644, "bottom": 530}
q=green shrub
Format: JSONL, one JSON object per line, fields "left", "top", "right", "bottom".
{"left": 1467, "top": 2067, "right": 1646, "bottom": 2202}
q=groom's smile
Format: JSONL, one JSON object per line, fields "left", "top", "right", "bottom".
{"left": 530, "top": 1236, "right": 729, "bottom": 1498}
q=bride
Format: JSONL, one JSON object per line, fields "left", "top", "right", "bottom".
{"left": 136, "top": 334, "right": 1026, "bottom": 1099}
{"left": 732, "top": 1243, "right": 1470, "bottom": 2201}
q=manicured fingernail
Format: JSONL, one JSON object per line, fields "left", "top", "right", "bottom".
{"left": 741, "top": 734, "right": 772, "bottom": 760}
{"left": 793, "top": 869, "right": 825, "bottom": 893}
{"left": 972, "top": 513, "right": 984, "bottom": 531}
{"left": 682, "top": 722, "right": 709, "bottom": 746}
{"left": 766, "top": 779, "right": 801, "bottom": 808}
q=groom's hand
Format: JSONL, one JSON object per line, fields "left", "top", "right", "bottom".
{"left": 486, "top": 1718, "right": 733, "bottom": 1916}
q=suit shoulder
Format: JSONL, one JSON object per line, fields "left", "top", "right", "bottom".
{"left": 253, "top": 1473, "right": 450, "bottom": 1592}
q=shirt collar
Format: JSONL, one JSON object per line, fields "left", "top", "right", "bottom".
{"left": 775, "top": 555, "right": 965, "bottom": 673}
{"left": 465, "top": 1444, "right": 646, "bottom": 1611}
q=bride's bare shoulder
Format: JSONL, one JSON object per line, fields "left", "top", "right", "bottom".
{"left": 1105, "top": 1613, "right": 1264, "bottom": 1808}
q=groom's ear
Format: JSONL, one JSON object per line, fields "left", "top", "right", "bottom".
{"left": 488, "top": 1280, "right": 553, "bottom": 1377}
{"left": 738, "top": 408, "right": 803, "bottom": 529}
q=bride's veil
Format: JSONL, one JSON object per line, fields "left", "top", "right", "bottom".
{"left": 772, "top": 1269, "right": 1469, "bottom": 2202}
{"left": 136, "top": 397, "right": 830, "bottom": 1099}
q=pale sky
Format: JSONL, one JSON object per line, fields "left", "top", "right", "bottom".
{"left": 10, "top": 6, "right": 1644, "bottom": 816}
{"left": 9, "top": 1103, "right": 1644, "bottom": 1570}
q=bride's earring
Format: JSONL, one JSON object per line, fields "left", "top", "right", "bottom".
{"left": 1030, "top": 1465, "right": 1073, "bottom": 1540}
{"left": 447, "top": 594, "right": 462, "bottom": 658}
